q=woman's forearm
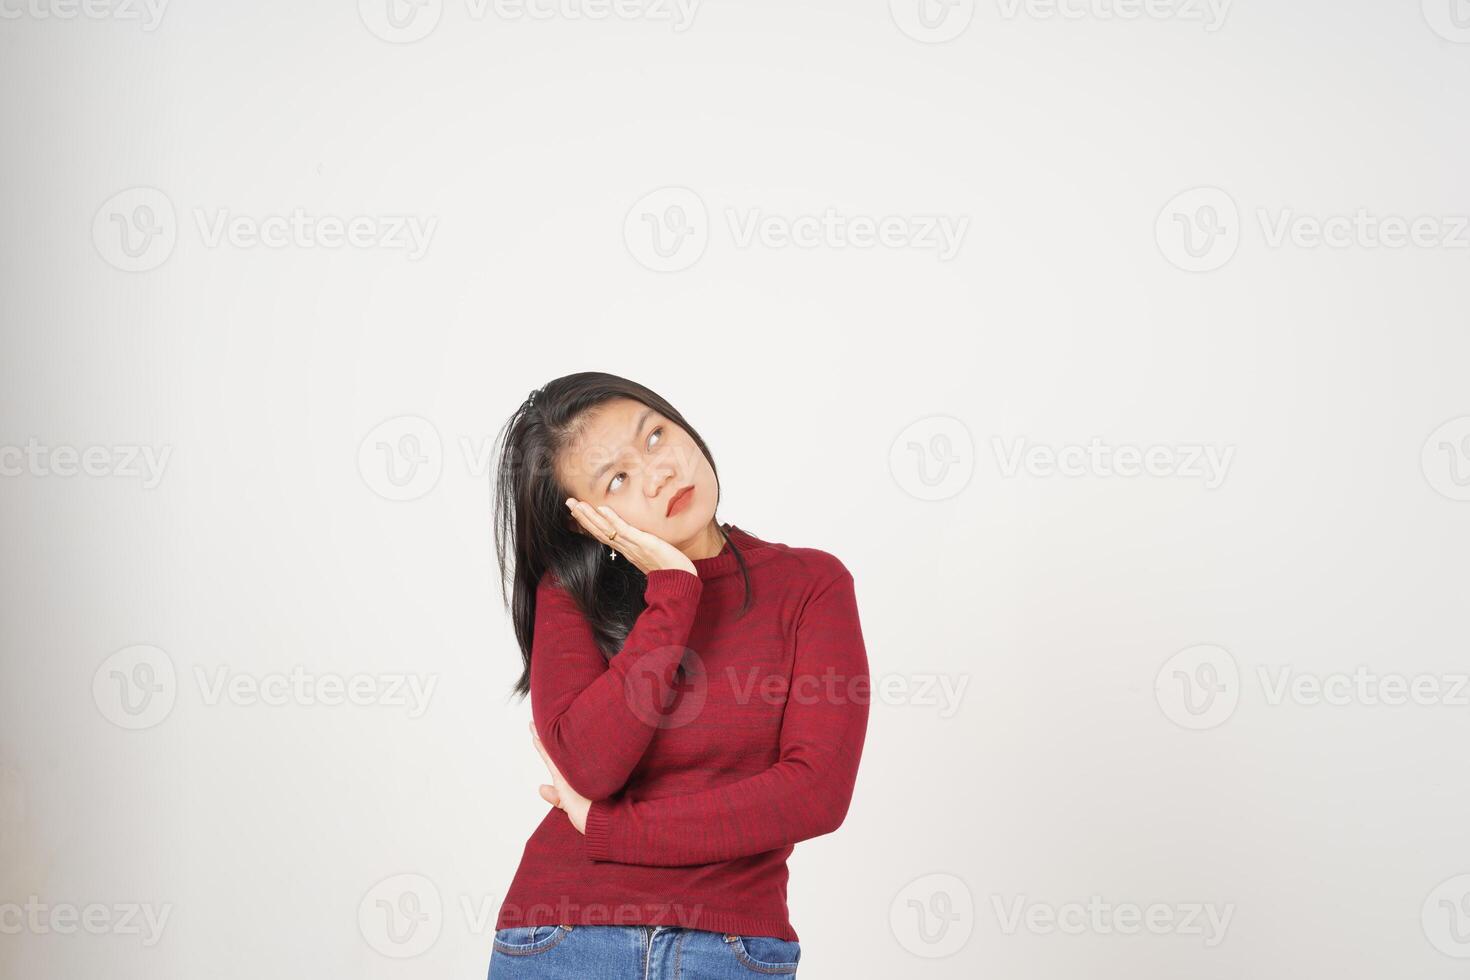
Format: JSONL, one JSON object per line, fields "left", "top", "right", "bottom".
{"left": 530, "top": 568, "right": 705, "bottom": 800}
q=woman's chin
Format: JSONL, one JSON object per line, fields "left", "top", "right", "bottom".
{"left": 664, "top": 505, "right": 712, "bottom": 536}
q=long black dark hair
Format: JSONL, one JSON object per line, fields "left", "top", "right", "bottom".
{"left": 491, "top": 371, "right": 754, "bottom": 699}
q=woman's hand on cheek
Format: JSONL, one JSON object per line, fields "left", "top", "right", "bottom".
{"left": 529, "top": 720, "right": 591, "bottom": 834}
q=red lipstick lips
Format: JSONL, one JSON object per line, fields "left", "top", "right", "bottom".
{"left": 666, "top": 484, "right": 694, "bottom": 516}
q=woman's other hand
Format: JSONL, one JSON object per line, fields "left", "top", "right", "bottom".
{"left": 530, "top": 720, "right": 591, "bottom": 834}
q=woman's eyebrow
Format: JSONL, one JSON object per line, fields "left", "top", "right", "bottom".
{"left": 586, "top": 408, "right": 654, "bottom": 494}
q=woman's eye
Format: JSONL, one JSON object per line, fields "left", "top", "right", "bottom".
{"left": 606, "top": 427, "right": 664, "bottom": 493}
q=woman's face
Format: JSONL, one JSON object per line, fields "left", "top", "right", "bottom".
{"left": 556, "top": 397, "right": 717, "bottom": 542}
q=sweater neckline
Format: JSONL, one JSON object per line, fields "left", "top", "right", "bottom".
{"left": 691, "top": 523, "right": 779, "bottom": 580}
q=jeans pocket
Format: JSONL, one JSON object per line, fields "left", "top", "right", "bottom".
{"left": 492, "top": 924, "right": 571, "bottom": 956}
{"left": 725, "top": 934, "right": 801, "bottom": 974}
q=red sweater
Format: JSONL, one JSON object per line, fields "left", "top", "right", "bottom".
{"left": 496, "top": 524, "right": 870, "bottom": 942}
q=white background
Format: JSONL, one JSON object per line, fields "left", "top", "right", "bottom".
{"left": 3, "top": 1, "right": 1470, "bottom": 977}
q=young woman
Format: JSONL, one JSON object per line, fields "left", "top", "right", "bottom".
{"left": 487, "top": 372, "right": 870, "bottom": 979}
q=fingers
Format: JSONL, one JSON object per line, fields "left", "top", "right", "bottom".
{"left": 529, "top": 723, "right": 565, "bottom": 809}
{"left": 566, "top": 498, "right": 615, "bottom": 543}
{"left": 528, "top": 720, "right": 549, "bottom": 762}
{"left": 565, "top": 500, "right": 647, "bottom": 566}
{"left": 529, "top": 722, "right": 564, "bottom": 782}
{"left": 593, "top": 505, "right": 637, "bottom": 542}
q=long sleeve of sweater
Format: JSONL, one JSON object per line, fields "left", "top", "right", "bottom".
{"left": 581, "top": 569, "right": 870, "bottom": 867}
{"left": 530, "top": 568, "right": 705, "bottom": 801}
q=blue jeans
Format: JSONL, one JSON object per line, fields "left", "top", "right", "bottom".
{"left": 488, "top": 924, "right": 801, "bottom": 978}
